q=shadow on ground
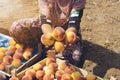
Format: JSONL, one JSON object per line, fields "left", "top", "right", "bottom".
{"left": 81, "top": 40, "right": 120, "bottom": 78}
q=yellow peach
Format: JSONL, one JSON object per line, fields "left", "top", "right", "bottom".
{"left": 54, "top": 41, "right": 65, "bottom": 53}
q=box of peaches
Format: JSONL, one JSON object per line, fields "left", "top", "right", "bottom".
{"left": 9, "top": 51, "right": 103, "bottom": 80}
{"left": 0, "top": 33, "right": 42, "bottom": 77}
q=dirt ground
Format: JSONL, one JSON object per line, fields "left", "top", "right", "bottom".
{"left": 0, "top": 0, "right": 120, "bottom": 79}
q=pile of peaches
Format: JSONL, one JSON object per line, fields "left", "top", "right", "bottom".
{"left": 0, "top": 39, "right": 34, "bottom": 71}
{"left": 41, "top": 27, "right": 78, "bottom": 53}
{"left": 9, "top": 56, "right": 98, "bottom": 80}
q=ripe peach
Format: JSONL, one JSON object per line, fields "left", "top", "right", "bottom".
{"left": 0, "top": 62, "right": 6, "bottom": 70}
{"left": 15, "top": 48, "right": 24, "bottom": 55}
{"left": 9, "top": 39, "right": 16, "bottom": 46}
{"left": 54, "top": 41, "right": 65, "bottom": 53}
{"left": 59, "top": 62, "right": 68, "bottom": 70}
{"left": 61, "top": 73, "right": 73, "bottom": 80}
{"left": 71, "top": 71, "right": 82, "bottom": 80}
{"left": 5, "top": 50, "right": 14, "bottom": 56}
{"left": 9, "top": 76, "right": 19, "bottom": 80}
{"left": 48, "top": 62, "right": 58, "bottom": 71}
{"left": 65, "top": 31, "right": 77, "bottom": 44}
{"left": 8, "top": 45, "right": 16, "bottom": 52}
{"left": 41, "top": 33, "right": 55, "bottom": 47}
{"left": 32, "top": 63, "right": 43, "bottom": 71}
{"left": 86, "top": 74, "right": 96, "bottom": 80}
{"left": 52, "top": 27, "right": 65, "bottom": 41}
{"left": 21, "top": 75, "right": 32, "bottom": 80}
{"left": 23, "top": 51, "right": 32, "bottom": 60}
{"left": 65, "top": 66, "right": 76, "bottom": 74}
{"left": 46, "top": 58, "right": 56, "bottom": 66}
{"left": 43, "top": 74, "right": 54, "bottom": 80}
{"left": 25, "top": 69, "right": 36, "bottom": 78}
{"left": 13, "top": 53, "right": 23, "bottom": 60}
{"left": 36, "top": 70, "right": 45, "bottom": 79}
{"left": 55, "top": 70, "right": 64, "bottom": 80}
{"left": 11, "top": 59, "right": 22, "bottom": 68}
{"left": 0, "top": 52, "right": 5, "bottom": 60}
{"left": 0, "top": 47, "right": 6, "bottom": 53}
{"left": 3, "top": 55, "right": 13, "bottom": 64}
{"left": 45, "top": 67, "right": 54, "bottom": 75}
{"left": 15, "top": 43, "right": 24, "bottom": 49}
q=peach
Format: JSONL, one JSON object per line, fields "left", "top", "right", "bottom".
{"left": 61, "top": 73, "right": 73, "bottom": 80}
{"left": 55, "top": 70, "right": 64, "bottom": 80}
{"left": 45, "top": 67, "right": 54, "bottom": 75}
{"left": 71, "top": 71, "right": 81, "bottom": 80}
{"left": 21, "top": 75, "right": 32, "bottom": 80}
{"left": 86, "top": 74, "right": 96, "bottom": 80}
{"left": 0, "top": 62, "right": 6, "bottom": 70}
{"left": 15, "top": 43, "right": 24, "bottom": 49}
{"left": 11, "top": 59, "right": 22, "bottom": 68}
{"left": 15, "top": 48, "right": 24, "bottom": 55}
{"left": 23, "top": 51, "right": 32, "bottom": 60}
{"left": 5, "top": 50, "right": 14, "bottom": 56}
{"left": 36, "top": 70, "right": 45, "bottom": 79}
{"left": 0, "top": 52, "right": 5, "bottom": 60}
{"left": 48, "top": 62, "right": 58, "bottom": 71}
{"left": 0, "top": 47, "right": 6, "bottom": 53}
{"left": 32, "top": 63, "right": 43, "bottom": 71}
{"left": 3, "top": 55, "right": 13, "bottom": 64}
{"left": 46, "top": 58, "right": 56, "bottom": 66}
{"left": 9, "top": 39, "right": 16, "bottom": 46}
{"left": 52, "top": 27, "right": 65, "bottom": 41}
{"left": 8, "top": 45, "right": 16, "bottom": 52}
{"left": 9, "top": 76, "right": 19, "bottom": 80}
{"left": 65, "top": 66, "right": 76, "bottom": 74}
{"left": 41, "top": 33, "right": 55, "bottom": 47}
{"left": 25, "top": 47, "right": 34, "bottom": 52}
{"left": 43, "top": 74, "right": 54, "bottom": 80}
{"left": 25, "top": 69, "right": 36, "bottom": 78}
{"left": 59, "top": 62, "right": 68, "bottom": 70}
{"left": 79, "top": 77, "right": 86, "bottom": 80}
{"left": 54, "top": 41, "right": 65, "bottom": 53}
{"left": 65, "top": 31, "right": 77, "bottom": 44}
{"left": 13, "top": 53, "right": 23, "bottom": 60}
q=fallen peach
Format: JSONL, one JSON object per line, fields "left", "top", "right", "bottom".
{"left": 52, "top": 27, "right": 65, "bottom": 41}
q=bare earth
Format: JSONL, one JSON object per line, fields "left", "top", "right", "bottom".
{"left": 0, "top": 0, "right": 120, "bottom": 79}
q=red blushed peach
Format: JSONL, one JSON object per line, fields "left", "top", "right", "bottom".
{"left": 54, "top": 41, "right": 65, "bottom": 53}
{"left": 55, "top": 70, "right": 65, "bottom": 80}
{"left": 46, "top": 58, "right": 56, "bottom": 66}
{"left": 11, "top": 59, "right": 22, "bottom": 68}
{"left": 15, "top": 48, "right": 24, "bottom": 55}
{"left": 65, "top": 31, "right": 77, "bottom": 44}
{"left": 48, "top": 62, "right": 58, "bottom": 71}
{"left": 61, "top": 73, "right": 73, "bottom": 80}
{"left": 13, "top": 53, "right": 23, "bottom": 60}
{"left": 59, "top": 62, "right": 68, "bottom": 70}
{"left": 41, "top": 33, "right": 55, "bottom": 47}
{"left": 65, "top": 66, "right": 75, "bottom": 74}
{"left": 0, "top": 62, "right": 6, "bottom": 71}
{"left": 25, "top": 69, "right": 36, "bottom": 78}
{"left": 5, "top": 50, "right": 14, "bottom": 56}
{"left": 3, "top": 55, "right": 13, "bottom": 64}
{"left": 71, "top": 71, "right": 82, "bottom": 80}
{"left": 9, "top": 76, "right": 19, "bottom": 80}
{"left": 36, "top": 70, "right": 45, "bottom": 79}
{"left": 52, "top": 27, "right": 65, "bottom": 41}
{"left": 21, "top": 75, "right": 32, "bottom": 80}
{"left": 32, "top": 63, "right": 43, "bottom": 71}
{"left": 23, "top": 51, "right": 32, "bottom": 60}
{"left": 43, "top": 74, "right": 54, "bottom": 80}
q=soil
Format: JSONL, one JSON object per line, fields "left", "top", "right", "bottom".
{"left": 0, "top": 0, "right": 120, "bottom": 79}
